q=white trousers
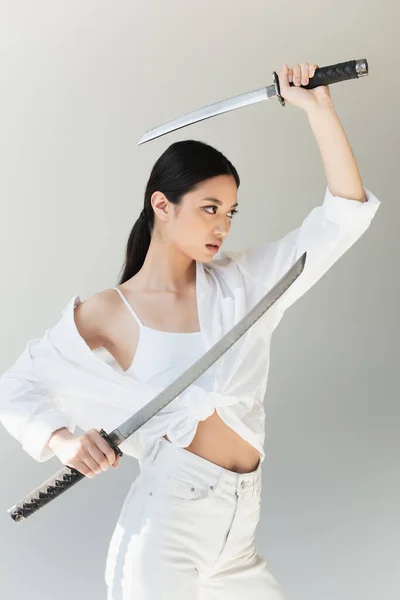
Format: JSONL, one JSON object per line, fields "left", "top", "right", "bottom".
{"left": 105, "top": 437, "right": 288, "bottom": 599}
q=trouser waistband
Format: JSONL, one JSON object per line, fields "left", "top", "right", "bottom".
{"left": 148, "top": 437, "right": 262, "bottom": 496}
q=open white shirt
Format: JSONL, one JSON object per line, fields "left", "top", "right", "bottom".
{"left": 0, "top": 186, "right": 381, "bottom": 468}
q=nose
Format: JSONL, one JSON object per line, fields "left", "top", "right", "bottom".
{"left": 213, "top": 217, "right": 231, "bottom": 238}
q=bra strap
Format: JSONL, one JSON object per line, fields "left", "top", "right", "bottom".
{"left": 112, "top": 287, "right": 143, "bottom": 327}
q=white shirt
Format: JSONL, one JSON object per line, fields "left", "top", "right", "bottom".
{"left": 0, "top": 186, "right": 381, "bottom": 468}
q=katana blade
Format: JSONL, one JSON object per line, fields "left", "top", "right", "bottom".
{"left": 138, "top": 85, "right": 276, "bottom": 145}
{"left": 112, "top": 252, "right": 306, "bottom": 444}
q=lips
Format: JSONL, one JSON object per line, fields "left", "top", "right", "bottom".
{"left": 206, "top": 243, "right": 220, "bottom": 254}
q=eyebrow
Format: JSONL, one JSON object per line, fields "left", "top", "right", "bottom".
{"left": 201, "top": 197, "right": 239, "bottom": 208}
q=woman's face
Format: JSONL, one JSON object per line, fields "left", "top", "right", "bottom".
{"left": 155, "top": 174, "right": 239, "bottom": 262}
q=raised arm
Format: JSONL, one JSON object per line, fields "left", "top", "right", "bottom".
{"left": 219, "top": 62, "right": 380, "bottom": 313}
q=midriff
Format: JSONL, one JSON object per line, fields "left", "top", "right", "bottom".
{"left": 163, "top": 409, "right": 260, "bottom": 474}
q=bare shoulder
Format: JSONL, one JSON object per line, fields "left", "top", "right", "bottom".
{"left": 73, "top": 288, "right": 121, "bottom": 350}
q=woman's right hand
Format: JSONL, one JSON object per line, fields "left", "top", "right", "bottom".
{"left": 48, "top": 428, "right": 121, "bottom": 478}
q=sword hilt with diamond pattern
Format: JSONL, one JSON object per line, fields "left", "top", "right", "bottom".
{"left": 7, "top": 429, "right": 123, "bottom": 522}
{"left": 273, "top": 58, "right": 368, "bottom": 106}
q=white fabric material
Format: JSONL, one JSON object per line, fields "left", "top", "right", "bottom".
{"left": 105, "top": 437, "right": 288, "bottom": 600}
{"left": 110, "top": 290, "right": 219, "bottom": 465}
{"left": 0, "top": 186, "right": 380, "bottom": 467}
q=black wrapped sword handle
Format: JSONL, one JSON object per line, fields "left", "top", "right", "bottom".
{"left": 273, "top": 58, "right": 368, "bottom": 107}
{"left": 7, "top": 429, "right": 123, "bottom": 522}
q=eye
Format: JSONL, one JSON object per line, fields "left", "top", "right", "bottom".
{"left": 203, "top": 206, "right": 239, "bottom": 219}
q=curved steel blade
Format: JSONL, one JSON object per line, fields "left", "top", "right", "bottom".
{"left": 112, "top": 252, "right": 306, "bottom": 444}
{"left": 137, "top": 84, "right": 277, "bottom": 145}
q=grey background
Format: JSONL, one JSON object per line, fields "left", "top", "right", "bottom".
{"left": 0, "top": 1, "right": 398, "bottom": 599}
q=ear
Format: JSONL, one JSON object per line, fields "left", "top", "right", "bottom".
{"left": 151, "top": 191, "right": 171, "bottom": 222}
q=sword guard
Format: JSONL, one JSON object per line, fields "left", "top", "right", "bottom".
{"left": 273, "top": 71, "right": 286, "bottom": 107}
{"left": 99, "top": 428, "right": 124, "bottom": 458}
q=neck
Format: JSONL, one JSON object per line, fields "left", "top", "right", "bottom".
{"left": 131, "top": 236, "right": 196, "bottom": 293}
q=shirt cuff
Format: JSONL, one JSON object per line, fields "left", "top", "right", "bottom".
{"left": 323, "top": 185, "right": 381, "bottom": 231}
{"left": 21, "top": 409, "right": 76, "bottom": 462}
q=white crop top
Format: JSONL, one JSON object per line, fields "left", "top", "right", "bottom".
{"left": 111, "top": 287, "right": 216, "bottom": 465}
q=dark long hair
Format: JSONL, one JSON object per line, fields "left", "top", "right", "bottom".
{"left": 117, "top": 139, "right": 240, "bottom": 284}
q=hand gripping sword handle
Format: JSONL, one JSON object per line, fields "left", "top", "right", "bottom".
{"left": 7, "top": 429, "right": 123, "bottom": 522}
{"left": 273, "top": 58, "right": 368, "bottom": 106}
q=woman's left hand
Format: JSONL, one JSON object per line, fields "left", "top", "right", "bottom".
{"left": 278, "top": 62, "right": 334, "bottom": 114}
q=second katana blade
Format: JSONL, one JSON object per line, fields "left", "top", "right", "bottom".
{"left": 137, "top": 58, "right": 368, "bottom": 145}
{"left": 137, "top": 86, "right": 275, "bottom": 145}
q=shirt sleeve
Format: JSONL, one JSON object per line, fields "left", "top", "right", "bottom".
{"left": 0, "top": 338, "right": 76, "bottom": 462}
{"left": 224, "top": 185, "right": 381, "bottom": 314}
